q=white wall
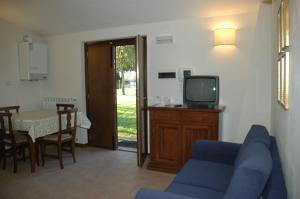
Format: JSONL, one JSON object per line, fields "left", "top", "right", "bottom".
{"left": 271, "top": 0, "right": 300, "bottom": 199}
{"left": 43, "top": 3, "right": 272, "bottom": 144}
{"left": 0, "top": 20, "right": 44, "bottom": 111}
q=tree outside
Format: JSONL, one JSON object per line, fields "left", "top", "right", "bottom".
{"left": 116, "top": 45, "right": 136, "bottom": 95}
{"left": 116, "top": 45, "right": 137, "bottom": 143}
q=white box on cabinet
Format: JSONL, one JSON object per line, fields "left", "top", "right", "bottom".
{"left": 18, "top": 42, "right": 47, "bottom": 80}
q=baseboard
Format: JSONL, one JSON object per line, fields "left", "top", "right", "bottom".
{"left": 75, "top": 143, "right": 88, "bottom": 147}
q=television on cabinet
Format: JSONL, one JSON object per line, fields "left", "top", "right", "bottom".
{"left": 183, "top": 76, "right": 219, "bottom": 108}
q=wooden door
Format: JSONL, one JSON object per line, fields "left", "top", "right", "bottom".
{"left": 136, "top": 35, "right": 148, "bottom": 167}
{"left": 85, "top": 42, "right": 116, "bottom": 149}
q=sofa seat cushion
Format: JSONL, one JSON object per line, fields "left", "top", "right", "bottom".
{"left": 173, "top": 159, "right": 234, "bottom": 192}
{"left": 166, "top": 182, "right": 223, "bottom": 199}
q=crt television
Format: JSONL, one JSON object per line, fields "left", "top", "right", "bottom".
{"left": 183, "top": 76, "right": 219, "bottom": 108}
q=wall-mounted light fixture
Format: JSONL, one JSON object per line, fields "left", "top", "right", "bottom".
{"left": 214, "top": 28, "right": 236, "bottom": 46}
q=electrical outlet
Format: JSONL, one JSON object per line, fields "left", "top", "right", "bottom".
{"left": 178, "top": 68, "right": 193, "bottom": 82}
{"left": 183, "top": 70, "right": 191, "bottom": 78}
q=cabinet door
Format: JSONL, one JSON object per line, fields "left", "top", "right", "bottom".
{"left": 151, "top": 122, "right": 182, "bottom": 171}
{"left": 182, "top": 125, "right": 217, "bottom": 162}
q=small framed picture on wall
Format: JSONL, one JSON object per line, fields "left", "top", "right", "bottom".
{"left": 277, "top": 0, "right": 290, "bottom": 110}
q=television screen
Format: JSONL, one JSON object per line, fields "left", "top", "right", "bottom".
{"left": 185, "top": 78, "right": 217, "bottom": 102}
{"left": 184, "top": 76, "right": 219, "bottom": 107}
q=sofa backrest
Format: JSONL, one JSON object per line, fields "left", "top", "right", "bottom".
{"left": 224, "top": 142, "right": 272, "bottom": 199}
{"left": 234, "top": 125, "right": 271, "bottom": 169}
{"left": 262, "top": 136, "right": 287, "bottom": 199}
{"left": 243, "top": 125, "right": 271, "bottom": 148}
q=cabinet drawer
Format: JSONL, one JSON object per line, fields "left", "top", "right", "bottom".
{"left": 182, "top": 112, "right": 217, "bottom": 124}
{"left": 151, "top": 110, "right": 180, "bottom": 121}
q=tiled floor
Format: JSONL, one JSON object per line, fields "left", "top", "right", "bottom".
{"left": 0, "top": 147, "right": 174, "bottom": 199}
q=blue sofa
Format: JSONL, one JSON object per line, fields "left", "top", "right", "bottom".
{"left": 136, "top": 125, "right": 287, "bottom": 199}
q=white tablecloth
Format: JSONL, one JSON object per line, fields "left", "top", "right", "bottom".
{"left": 12, "top": 109, "right": 91, "bottom": 142}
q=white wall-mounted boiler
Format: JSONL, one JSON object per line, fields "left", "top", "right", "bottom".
{"left": 18, "top": 42, "right": 47, "bottom": 81}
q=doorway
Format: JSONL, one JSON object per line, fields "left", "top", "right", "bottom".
{"left": 115, "top": 44, "right": 137, "bottom": 152}
{"left": 85, "top": 36, "right": 148, "bottom": 166}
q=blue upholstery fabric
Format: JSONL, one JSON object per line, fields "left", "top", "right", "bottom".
{"left": 166, "top": 183, "right": 223, "bottom": 199}
{"left": 224, "top": 142, "right": 272, "bottom": 199}
{"left": 234, "top": 125, "right": 271, "bottom": 168}
{"left": 173, "top": 159, "right": 233, "bottom": 192}
{"left": 243, "top": 125, "right": 271, "bottom": 148}
{"left": 192, "top": 141, "right": 241, "bottom": 165}
{"left": 262, "top": 137, "right": 287, "bottom": 199}
{"left": 136, "top": 188, "right": 197, "bottom": 199}
{"left": 135, "top": 125, "right": 287, "bottom": 199}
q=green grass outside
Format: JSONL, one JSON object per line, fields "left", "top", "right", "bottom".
{"left": 117, "top": 88, "right": 137, "bottom": 139}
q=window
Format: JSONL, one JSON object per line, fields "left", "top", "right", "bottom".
{"left": 277, "top": 0, "right": 290, "bottom": 109}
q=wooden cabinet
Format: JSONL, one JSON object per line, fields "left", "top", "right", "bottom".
{"left": 147, "top": 106, "right": 224, "bottom": 173}
{"left": 151, "top": 123, "right": 182, "bottom": 172}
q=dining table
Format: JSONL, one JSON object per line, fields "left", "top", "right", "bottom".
{"left": 11, "top": 109, "right": 91, "bottom": 172}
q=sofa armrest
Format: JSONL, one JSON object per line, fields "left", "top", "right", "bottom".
{"left": 135, "top": 188, "right": 197, "bottom": 199}
{"left": 192, "top": 140, "right": 241, "bottom": 165}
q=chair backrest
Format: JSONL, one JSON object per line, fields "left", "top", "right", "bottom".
{"left": 57, "top": 108, "right": 78, "bottom": 143}
{"left": 56, "top": 104, "right": 75, "bottom": 111}
{"left": 0, "top": 112, "right": 16, "bottom": 145}
{"left": 0, "top": 106, "right": 20, "bottom": 113}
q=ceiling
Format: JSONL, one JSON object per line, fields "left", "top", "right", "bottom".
{"left": 0, "top": 0, "right": 261, "bottom": 36}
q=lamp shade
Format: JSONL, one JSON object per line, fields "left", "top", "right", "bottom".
{"left": 214, "top": 28, "right": 236, "bottom": 46}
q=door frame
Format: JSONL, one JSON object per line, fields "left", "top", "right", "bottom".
{"left": 136, "top": 36, "right": 148, "bottom": 166}
{"left": 84, "top": 37, "right": 147, "bottom": 151}
{"left": 142, "top": 37, "right": 148, "bottom": 155}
